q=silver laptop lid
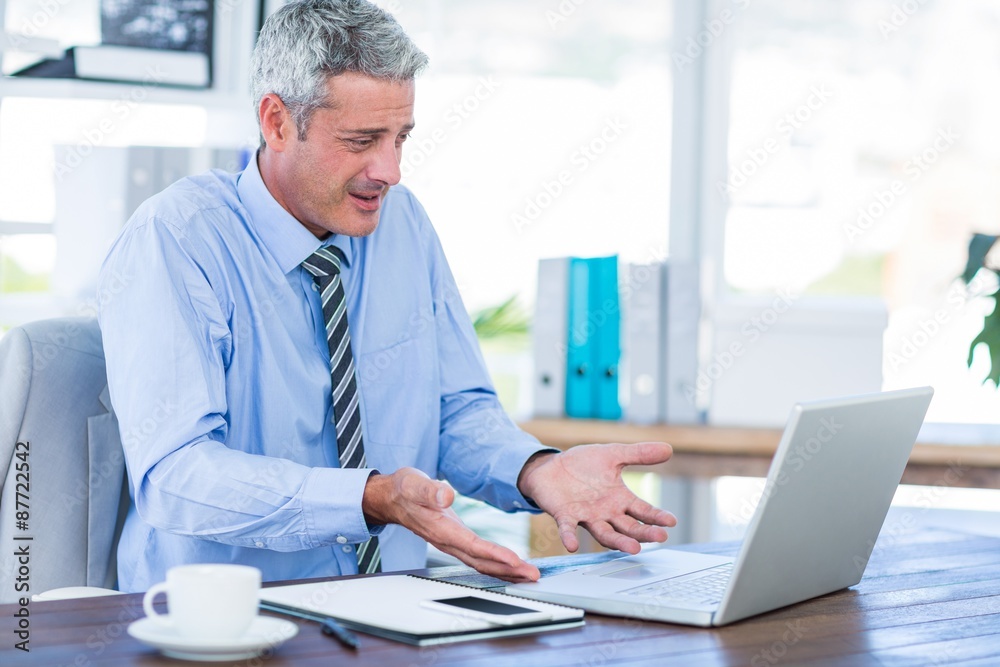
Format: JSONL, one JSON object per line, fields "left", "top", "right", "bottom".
{"left": 714, "top": 387, "right": 933, "bottom": 625}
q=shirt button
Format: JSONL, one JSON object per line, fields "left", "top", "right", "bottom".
{"left": 255, "top": 541, "right": 264, "bottom": 548}
{"left": 336, "top": 536, "right": 348, "bottom": 544}
{"left": 342, "top": 545, "right": 353, "bottom": 553}
{"left": 312, "top": 283, "right": 319, "bottom": 292}
{"left": 513, "top": 501, "right": 522, "bottom": 509}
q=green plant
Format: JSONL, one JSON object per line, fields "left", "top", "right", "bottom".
{"left": 962, "top": 233, "right": 1000, "bottom": 385}
{"left": 0, "top": 255, "right": 50, "bottom": 293}
{"left": 470, "top": 295, "right": 529, "bottom": 341}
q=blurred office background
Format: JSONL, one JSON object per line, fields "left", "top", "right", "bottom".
{"left": 2, "top": 0, "right": 999, "bottom": 558}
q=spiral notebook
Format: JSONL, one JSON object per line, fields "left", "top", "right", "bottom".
{"left": 259, "top": 574, "right": 585, "bottom": 646}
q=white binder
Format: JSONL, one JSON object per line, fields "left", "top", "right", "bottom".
{"left": 624, "top": 262, "right": 667, "bottom": 424}
{"left": 532, "top": 258, "right": 569, "bottom": 418}
{"left": 664, "top": 261, "right": 701, "bottom": 424}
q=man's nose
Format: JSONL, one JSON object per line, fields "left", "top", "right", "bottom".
{"left": 368, "top": 139, "right": 402, "bottom": 186}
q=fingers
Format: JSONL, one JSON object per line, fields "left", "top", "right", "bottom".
{"left": 555, "top": 516, "right": 580, "bottom": 553}
{"left": 625, "top": 498, "right": 678, "bottom": 528}
{"left": 609, "top": 514, "right": 668, "bottom": 544}
{"left": 583, "top": 509, "right": 677, "bottom": 555}
{"left": 397, "top": 468, "right": 454, "bottom": 509}
{"left": 432, "top": 483, "right": 454, "bottom": 508}
{"left": 604, "top": 441, "right": 674, "bottom": 467}
{"left": 385, "top": 470, "right": 539, "bottom": 582}
{"left": 448, "top": 550, "right": 540, "bottom": 583}
{"left": 436, "top": 526, "right": 540, "bottom": 582}
{"left": 584, "top": 520, "right": 641, "bottom": 554}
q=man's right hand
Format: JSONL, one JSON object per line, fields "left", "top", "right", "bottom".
{"left": 362, "top": 468, "right": 540, "bottom": 583}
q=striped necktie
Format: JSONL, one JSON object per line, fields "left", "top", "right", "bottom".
{"left": 302, "top": 246, "right": 381, "bottom": 574}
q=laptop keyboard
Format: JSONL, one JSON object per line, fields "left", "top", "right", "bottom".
{"left": 620, "top": 563, "right": 734, "bottom": 606}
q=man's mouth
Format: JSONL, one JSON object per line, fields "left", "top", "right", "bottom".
{"left": 349, "top": 191, "right": 381, "bottom": 211}
{"left": 350, "top": 192, "right": 382, "bottom": 211}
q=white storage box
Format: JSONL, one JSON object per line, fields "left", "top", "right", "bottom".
{"left": 707, "top": 297, "right": 887, "bottom": 427}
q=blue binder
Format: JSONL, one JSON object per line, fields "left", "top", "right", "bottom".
{"left": 588, "top": 256, "right": 621, "bottom": 420}
{"left": 563, "top": 256, "right": 621, "bottom": 420}
{"left": 565, "top": 257, "right": 592, "bottom": 418}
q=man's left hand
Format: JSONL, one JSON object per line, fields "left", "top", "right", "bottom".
{"left": 517, "top": 442, "right": 678, "bottom": 554}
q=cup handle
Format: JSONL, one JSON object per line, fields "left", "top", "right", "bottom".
{"left": 142, "top": 582, "right": 173, "bottom": 625}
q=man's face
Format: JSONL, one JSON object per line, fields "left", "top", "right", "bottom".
{"left": 272, "top": 72, "right": 415, "bottom": 238}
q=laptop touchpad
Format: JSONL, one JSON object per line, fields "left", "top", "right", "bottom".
{"left": 599, "top": 564, "right": 691, "bottom": 581}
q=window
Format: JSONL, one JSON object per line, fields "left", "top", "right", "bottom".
{"left": 0, "top": 234, "right": 54, "bottom": 294}
{"left": 0, "top": 97, "right": 211, "bottom": 328}
{"left": 384, "top": 0, "right": 674, "bottom": 316}
{"left": 376, "top": 0, "right": 675, "bottom": 556}
{"left": 721, "top": 0, "right": 1000, "bottom": 424}
{"left": 0, "top": 0, "right": 258, "bottom": 335}
{"left": 703, "top": 0, "right": 1000, "bottom": 541}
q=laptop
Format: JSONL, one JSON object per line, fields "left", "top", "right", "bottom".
{"left": 506, "top": 387, "right": 934, "bottom": 626}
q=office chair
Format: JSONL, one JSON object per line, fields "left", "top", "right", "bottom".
{"left": 0, "top": 317, "right": 129, "bottom": 603}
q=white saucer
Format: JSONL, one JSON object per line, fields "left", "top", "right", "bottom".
{"left": 128, "top": 615, "right": 298, "bottom": 661}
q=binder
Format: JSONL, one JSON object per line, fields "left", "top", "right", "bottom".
{"left": 259, "top": 574, "right": 584, "bottom": 646}
{"left": 664, "top": 261, "right": 701, "bottom": 423}
{"left": 587, "top": 256, "right": 622, "bottom": 420}
{"left": 625, "top": 262, "right": 667, "bottom": 424}
{"left": 563, "top": 256, "right": 621, "bottom": 420}
{"left": 532, "top": 258, "right": 569, "bottom": 418}
{"left": 565, "top": 257, "right": 592, "bottom": 418}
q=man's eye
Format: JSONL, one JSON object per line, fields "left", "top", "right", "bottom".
{"left": 397, "top": 134, "right": 410, "bottom": 144}
{"left": 347, "top": 138, "right": 373, "bottom": 148}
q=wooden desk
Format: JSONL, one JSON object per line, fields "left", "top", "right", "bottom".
{"left": 520, "top": 419, "right": 1000, "bottom": 488}
{"left": 3, "top": 527, "right": 999, "bottom": 665}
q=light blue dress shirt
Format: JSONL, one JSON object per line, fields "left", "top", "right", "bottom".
{"left": 98, "top": 154, "right": 549, "bottom": 593}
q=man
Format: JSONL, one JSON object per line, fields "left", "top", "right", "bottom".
{"left": 99, "top": 0, "right": 676, "bottom": 593}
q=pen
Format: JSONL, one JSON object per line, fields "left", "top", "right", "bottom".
{"left": 259, "top": 602, "right": 360, "bottom": 650}
{"left": 321, "top": 618, "right": 359, "bottom": 649}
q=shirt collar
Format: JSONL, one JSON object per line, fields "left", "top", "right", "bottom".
{"left": 237, "top": 151, "right": 354, "bottom": 274}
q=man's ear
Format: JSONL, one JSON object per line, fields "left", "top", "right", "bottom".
{"left": 259, "top": 93, "right": 296, "bottom": 151}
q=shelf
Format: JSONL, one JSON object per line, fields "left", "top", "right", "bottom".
{"left": 0, "top": 75, "right": 249, "bottom": 111}
{"left": 519, "top": 418, "right": 1000, "bottom": 488}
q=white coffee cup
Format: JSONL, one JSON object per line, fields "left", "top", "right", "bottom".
{"left": 142, "top": 564, "right": 262, "bottom": 641}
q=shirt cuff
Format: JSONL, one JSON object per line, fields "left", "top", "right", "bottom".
{"left": 299, "top": 466, "right": 382, "bottom": 545}
{"left": 492, "top": 438, "right": 560, "bottom": 513}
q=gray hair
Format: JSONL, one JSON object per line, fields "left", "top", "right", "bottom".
{"left": 250, "top": 0, "right": 428, "bottom": 143}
